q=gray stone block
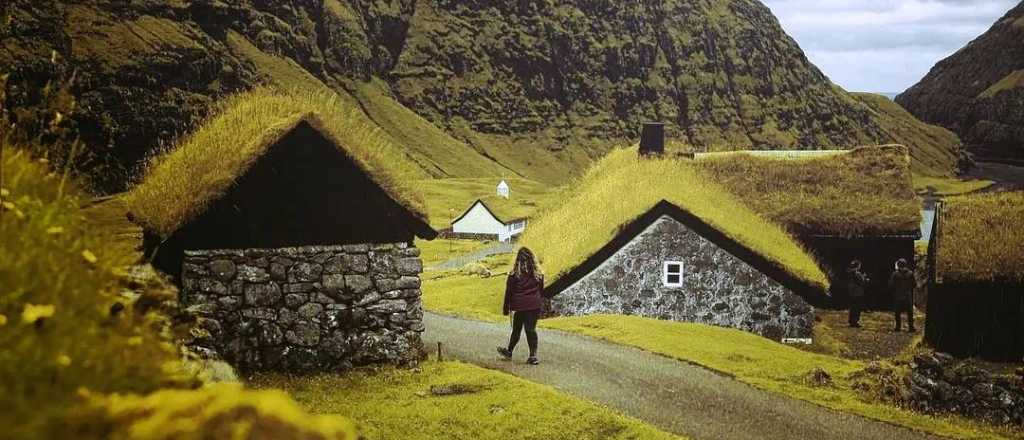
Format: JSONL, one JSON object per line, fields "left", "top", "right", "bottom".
{"left": 241, "top": 308, "right": 276, "bottom": 320}
{"left": 396, "top": 276, "right": 421, "bottom": 289}
{"left": 342, "top": 244, "right": 369, "bottom": 253}
{"left": 298, "top": 303, "right": 324, "bottom": 320}
{"left": 345, "top": 275, "right": 373, "bottom": 294}
{"left": 209, "top": 260, "right": 237, "bottom": 281}
{"left": 396, "top": 257, "right": 423, "bottom": 275}
{"left": 374, "top": 276, "right": 397, "bottom": 292}
{"left": 283, "top": 283, "right": 315, "bottom": 293}
{"left": 244, "top": 283, "right": 281, "bottom": 307}
{"left": 238, "top": 265, "right": 270, "bottom": 283}
{"left": 289, "top": 262, "right": 323, "bottom": 282}
{"left": 344, "top": 254, "right": 369, "bottom": 273}
{"left": 286, "top": 322, "right": 321, "bottom": 347}
{"left": 284, "top": 294, "right": 307, "bottom": 309}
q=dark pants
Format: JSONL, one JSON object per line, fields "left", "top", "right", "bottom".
{"left": 848, "top": 296, "right": 863, "bottom": 326}
{"left": 508, "top": 309, "right": 540, "bottom": 357}
{"left": 894, "top": 298, "right": 915, "bottom": 331}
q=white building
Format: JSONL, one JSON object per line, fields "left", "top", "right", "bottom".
{"left": 496, "top": 180, "right": 510, "bottom": 199}
{"left": 451, "top": 199, "right": 527, "bottom": 242}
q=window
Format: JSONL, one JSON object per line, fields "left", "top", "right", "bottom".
{"left": 663, "top": 261, "right": 684, "bottom": 287}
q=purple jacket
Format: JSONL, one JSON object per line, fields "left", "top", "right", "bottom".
{"left": 503, "top": 273, "right": 544, "bottom": 313}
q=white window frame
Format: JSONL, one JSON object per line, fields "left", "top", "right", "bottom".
{"left": 662, "top": 261, "right": 685, "bottom": 287}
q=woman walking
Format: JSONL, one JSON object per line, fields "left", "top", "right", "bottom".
{"left": 497, "top": 247, "right": 545, "bottom": 365}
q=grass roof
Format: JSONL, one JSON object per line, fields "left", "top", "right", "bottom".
{"left": 127, "top": 88, "right": 429, "bottom": 238}
{"left": 936, "top": 192, "right": 1024, "bottom": 284}
{"left": 695, "top": 145, "right": 921, "bottom": 237}
{"left": 519, "top": 147, "right": 829, "bottom": 293}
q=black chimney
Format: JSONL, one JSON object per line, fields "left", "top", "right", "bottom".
{"left": 640, "top": 122, "right": 665, "bottom": 157}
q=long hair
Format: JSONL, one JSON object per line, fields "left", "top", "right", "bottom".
{"left": 512, "top": 247, "right": 542, "bottom": 281}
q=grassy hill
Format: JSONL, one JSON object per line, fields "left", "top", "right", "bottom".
{"left": 3, "top": 0, "right": 964, "bottom": 193}
{"left": 417, "top": 177, "right": 559, "bottom": 229}
{"left": 852, "top": 93, "right": 964, "bottom": 176}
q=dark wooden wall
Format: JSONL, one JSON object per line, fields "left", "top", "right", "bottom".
{"left": 926, "top": 282, "right": 1024, "bottom": 361}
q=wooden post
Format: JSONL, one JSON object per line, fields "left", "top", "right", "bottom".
{"left": 437, "top": 341, "right": 443, "bottom": 362}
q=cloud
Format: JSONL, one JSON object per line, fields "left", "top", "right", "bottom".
{"left": 762, "top": 0, "right": 1018, "bottom": 92}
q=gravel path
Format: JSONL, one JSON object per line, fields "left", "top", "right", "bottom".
{"left": 422, "top": 312, "right": 945, "bottom": 440}
{"left": 429, "top": 242, "right": 515, "bottom": 271}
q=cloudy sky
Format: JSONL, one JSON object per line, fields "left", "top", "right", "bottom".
{"left": 762, "top": 0, "right": 1018, "bottom": 93}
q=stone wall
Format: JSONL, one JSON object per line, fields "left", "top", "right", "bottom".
{"left": 181, "top": 243, "right": 425, "bottom": 373}
{"left": 551, "top": 215, "right": 814, "bottom": 339}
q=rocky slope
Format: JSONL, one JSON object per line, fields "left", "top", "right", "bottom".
{"left": 2, "top": 0, "right": 962, "bottom": 192}
{"left": 898, "top": 2, "right": 1024, "bottom": 164}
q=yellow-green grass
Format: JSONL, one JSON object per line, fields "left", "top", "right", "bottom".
{"left": 937, "top": 192, "right": 1024, "bottom": 283}
{"left": 127, "top": 87, "right": 430, "bottom": 238}
{"left": 0, "top": 148, "right": 179, "bottom": 438}
{"left": 980, "top": 69, "right": 1024, "bottom": 98}
{"left": 416, "top": 238, "right": 496, "bottom": 268}
{"left": 418, "top": 176, "right": 560, "bottom": 229}
{"left": 69, "top": 383, "right": 357, "bottom": 440}
{"left": 697, "top": 145, "right": 921, "bottom": 237}
{"left": 422, "top": 269, "right": 1014, "bottom": 440}
{"left": 519, "top": 147, "right": 829, "bottom": 292}
{"left": 251, "top": 361, "right": 681, "bottom": 440}
{"left": 852, "top": 93, "right": 963, "bottom": 176}
{"left": 913, "top": 174, "right": 995, "bottom": 196}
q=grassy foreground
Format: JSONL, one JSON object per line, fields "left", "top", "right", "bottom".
{"left": 422, "top": 259, "right": 1017, "bottom": 440}
{"left": 2, "top": 148, "right": 358, "bottom": 439}
{"left": 251, "top": 361, "right": 681, "bottom": 440}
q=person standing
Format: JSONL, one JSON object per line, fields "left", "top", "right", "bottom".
{"left": 889, "top": 258, "right": 917, "bottom": 332}
{"left": 847, "top": 260, "right": 870, "bottom": 328}
{"left": 497, "top": 247, "right": 545, "bottom": 365}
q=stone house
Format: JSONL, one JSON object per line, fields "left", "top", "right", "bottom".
{"left": 128, "top": 108, "right": 437, "bottom": 373}
{"left": 544, "top": 201, "right": 824, "bottom": 340}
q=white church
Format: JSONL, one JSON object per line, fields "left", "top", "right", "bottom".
{"left": 449, "top": 180, "right": 527, "bottom": 242}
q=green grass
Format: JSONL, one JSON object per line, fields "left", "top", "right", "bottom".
{"left": 852, "top": 93, "right": 963, "bottom": 176}
{"left": 251, "top": 361, "right": 681, "bottom": 440}
{"left": 127, "top": 87, "right": 431, "bottom": 238}
{"left": 0, "top": 148, "right": 180, "bottom": 438}
{"left": 913, "top": 175, "right": 994, "bottom": 196}
{"left": 980, "top": 70, "right": 1024, "bottom": 98}
{"left": 697, "top": 145, "right": 921, "bottom": 236}
{"left": 937, "top": 192, "right": 1024, "bottom": 283}
{"left": 519, "top": 147, "right": 829, "bottom": 292}
{"left": 418, "top": 177, "right": 559, "bottom": 229}
{"left": 421, "top": 267, "right": 1016, "bottom": 440}
{"left": 416, "top": 238, "right": 495, "bottom": 268}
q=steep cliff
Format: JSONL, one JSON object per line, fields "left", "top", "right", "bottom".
{"left": 1, "top": 0, "right": 962, "bottom": 192}
{"left": 898, "top": 2, "right": 1024, "bottom": 163}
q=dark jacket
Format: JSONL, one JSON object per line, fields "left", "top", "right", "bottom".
{"left": 503, "top": 273, "right": 544, "bottom": 314}
{"left": 889, "top": 268, "right": 915, "bottom": 301}
{"left": 846, "top": 267, "right": 869, "bottom": 298}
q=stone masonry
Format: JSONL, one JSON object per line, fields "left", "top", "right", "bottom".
{"left": 551, "top": 215, "right": 814, "bottom": 339}
{"left": 181, "top": 243, "right": 425, "bottom": 373}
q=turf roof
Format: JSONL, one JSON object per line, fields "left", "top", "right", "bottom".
{"left": 519, "top": 147, "right": 830, "bottom": 294}
{"left": 935, "top": 192, "right": 1024, "bottom": 284}
{"left": 695, "top": 145, "right": 921, "bottom": 237}
{"left": 127, "top": 88, "right": 430, "bottom": 238}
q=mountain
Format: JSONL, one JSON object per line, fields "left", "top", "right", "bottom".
{"left": 897, "top": 2, "right": 1024, "bottom": 164}
{"left": 1, "top": 0, "right": 963, "bottom": 192}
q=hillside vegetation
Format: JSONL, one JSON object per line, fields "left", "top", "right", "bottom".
{"left": 417, "top": 177, "right": 559, "bottom": 229}
{"left": 519, "top": 147, "right": 829, "bottom": 292}
{"left": 3, "top": 0, "right": 962, "bottom": 193}
{"left": 852, "top": 93, "right": 964, "bottom": 175}
{"left": 898, "top": 2, "right": 1024, "bottom": 162}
